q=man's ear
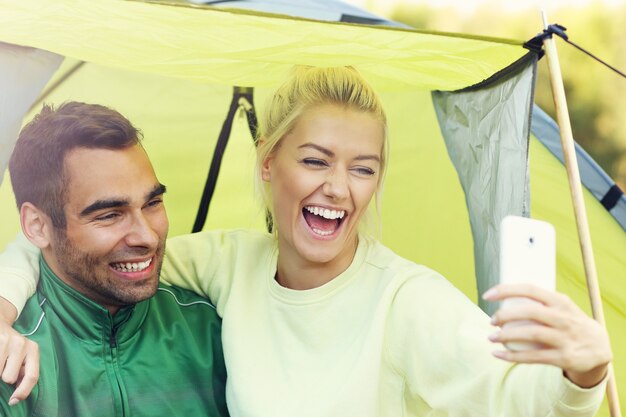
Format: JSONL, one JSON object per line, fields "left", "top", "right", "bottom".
{"left": 20, "top": 203, "right": 53, "bottom": 249}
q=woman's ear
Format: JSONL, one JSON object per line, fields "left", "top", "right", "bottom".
{"left": 261, "top": 153, "right": 273, "bottom": 182}
{"left": 20, "top": 202, "right": 53, "bottom": 249}
{"left": 258, "top": 137, "right": 274, "bottom": 182}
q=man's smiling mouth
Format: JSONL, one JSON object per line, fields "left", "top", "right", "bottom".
{"left": 110, "top": 258, "right": 153, "bottom": 273}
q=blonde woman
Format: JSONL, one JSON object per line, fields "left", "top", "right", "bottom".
{"left": 0, "top": 67, "right": 611, "bottom": 416}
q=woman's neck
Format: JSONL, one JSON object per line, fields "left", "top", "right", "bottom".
{"left": 275, "top": 237, "right": 359, "bottom": 290}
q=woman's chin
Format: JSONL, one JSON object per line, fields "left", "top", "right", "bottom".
{"left": 294, "top": 235, "right": 356, "bottom": 267}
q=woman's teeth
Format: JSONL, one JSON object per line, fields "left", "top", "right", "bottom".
{"left": 311, "top": 228, "right": 333, "bottom": 236}
{"left": 304, "top": 206, "right": 345, "bottom": 220}
{"left": 111, "top": 258, "right": 152, "bottom": 273}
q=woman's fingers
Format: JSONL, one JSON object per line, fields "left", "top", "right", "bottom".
{"left": 492, "top": 346, "right": 563, "bottom": 365}
{"left": 0, "top": 320, "right": 40, "bottom": 405}
{"left": 483, "top": 283, "right": 571, "bottom": 308}
{"left": 489, "top": 322, "right": 564, "bottom": 348}
{"left": 491, "top": 302, "right": 568, "bottom": 329}
{"left": 9, "top": 343, "right": 39, "bottom": 406}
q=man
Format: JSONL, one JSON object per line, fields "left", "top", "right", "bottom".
{"left": 0, "top": 102, "right": 228, "bottom": 416}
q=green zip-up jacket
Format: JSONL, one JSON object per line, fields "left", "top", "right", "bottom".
{"left": 0, "top": 259, "right": 229, "bottom": 417}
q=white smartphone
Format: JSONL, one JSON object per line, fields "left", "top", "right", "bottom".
{"left": 499, "top": 215, "right": 556, "bottom": 351}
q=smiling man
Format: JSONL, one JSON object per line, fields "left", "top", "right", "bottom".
{"left": 0, "top": 102, "right": 228, "bottom": 416}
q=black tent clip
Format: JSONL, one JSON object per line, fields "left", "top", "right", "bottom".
{"left": 523, "top": 23, "right": 626, "bottom": 79}
{"left": 522, "top": 23, "right": 568, "bottom": 55}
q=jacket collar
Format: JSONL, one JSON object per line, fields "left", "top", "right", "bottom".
{"left": 38, "top": 257, "right": 149, "bottom": 344}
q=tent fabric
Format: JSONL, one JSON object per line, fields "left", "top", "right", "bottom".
{"left": 0, "top": 0, "right": 525, "bottom": 92}
{"left": 531, "top": 105, "right": 626, "bottom": 231}
{"left": 0, "top": 44, "right": 62, "bottom": 185}
{"left": 432, "top": 54, "right": 537, "bottom": 314}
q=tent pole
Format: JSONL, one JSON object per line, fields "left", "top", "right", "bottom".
{"left": 540, "top": 12, "right": 621, "bottom": 417}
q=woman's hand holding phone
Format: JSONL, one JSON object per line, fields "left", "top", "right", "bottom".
{"left": 484, "top": 284, "right": 612, "bottom": 388}
{"left": 483, "top": 216, "right": 612, "bottom": 388}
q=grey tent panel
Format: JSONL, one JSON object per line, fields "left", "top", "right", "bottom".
{"left": 432, "top": 55, "right": 537, "bottom": 315}
{"left": 531, "top": 105, "right": 626, "bottom": 231}
{"left": 189, "top": 0, "right": 404, "bottom": 26}
{"left": 0, "top": 45, "right": 62, "bottom": 185}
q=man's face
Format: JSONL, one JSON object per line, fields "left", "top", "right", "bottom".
{"left": 43, "top": 145, "right": 168, "bottom": 314}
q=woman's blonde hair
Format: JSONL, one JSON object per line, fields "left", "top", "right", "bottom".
{"left": 256, "top": 66, "right": 388, "bottom": 234}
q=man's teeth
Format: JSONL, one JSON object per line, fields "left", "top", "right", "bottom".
{"left": 112, "top": 259, "right": 152, "bottom": 273}
{"left": 304, "top": 206, "right": 345, "bottom": 220}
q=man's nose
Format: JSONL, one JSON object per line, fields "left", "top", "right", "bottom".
{"left": 125, "top": 212, "right": 159, "bottom": 249}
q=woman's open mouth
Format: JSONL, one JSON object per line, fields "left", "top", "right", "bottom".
{"left": 302, "top": 205, "right": 346, "bottom": 237}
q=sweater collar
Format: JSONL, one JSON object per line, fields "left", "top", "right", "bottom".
{"left": 38, "top": 257, "right": 148, "bottom": 344}
{"left": 267, "top": 235, "right": 371, "bottom": 304}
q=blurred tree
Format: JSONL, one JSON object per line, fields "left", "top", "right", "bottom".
{"left": 390, "top": 2, "right": 626, "bottom": 190}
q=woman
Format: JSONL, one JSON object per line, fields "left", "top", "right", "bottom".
{"left": 0, "top": 67, "right": 612, "bottom": 416}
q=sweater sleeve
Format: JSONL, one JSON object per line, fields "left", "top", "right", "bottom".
{"left": 0, "top": 233, "right": 40, "bottom": 317}
{"left": 161, "top": 230, "right": 240, "bottom": 315}
{"left": 384, "top": 271, "right": 606, "bottom": 417}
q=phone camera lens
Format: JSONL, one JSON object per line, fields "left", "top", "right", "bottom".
{"left": 529, "top": 237, "right": 534, "bottom": 245}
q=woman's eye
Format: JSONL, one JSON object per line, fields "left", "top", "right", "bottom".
{"left": 353, "top": 166, "right": 376, "bottom": 176}
{"left": 301, "top": 158, "right": 328, "bottom": 167}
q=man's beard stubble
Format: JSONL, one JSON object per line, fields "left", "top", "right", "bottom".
{"left": 50, "top": 228, "right": 165, "bottom": 311}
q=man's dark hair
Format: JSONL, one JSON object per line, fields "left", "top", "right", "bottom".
{"left": 9, "top": 102, "right": 142, "bottom": 228}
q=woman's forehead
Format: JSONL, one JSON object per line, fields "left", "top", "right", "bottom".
{"left": 285, "top": 105, "right": 384, "bottom": 149}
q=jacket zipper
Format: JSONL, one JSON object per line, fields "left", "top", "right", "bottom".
{"left": 108, "top": 325, "right": 126, "bottom": 416}
{"left": 110, "top": 326, "right": 118, "bottom": 348}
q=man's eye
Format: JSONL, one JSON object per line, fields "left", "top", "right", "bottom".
{"left": 147, "top": 198, "right": 163, "bottom": 208}
{"left": 95, "top": 212, "right": 120, "bottom": 221}
{"left": 301, "top": 158, "right": 328, "bottom": 167}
